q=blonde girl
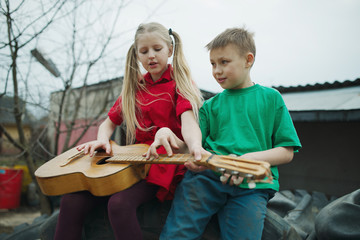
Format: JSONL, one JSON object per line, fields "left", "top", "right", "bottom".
{"left": 54, "top": 22, "right": 203, "bottom": 240}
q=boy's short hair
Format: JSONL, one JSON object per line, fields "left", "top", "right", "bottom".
{"left": 206, "top": 27, "right": 256, "bottom": 58}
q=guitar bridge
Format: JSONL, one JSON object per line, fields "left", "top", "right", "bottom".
{"left": 61, "top": 150, "right": 87, "bottom": 167}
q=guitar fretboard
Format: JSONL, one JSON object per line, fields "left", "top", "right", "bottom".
{"left": 106, "top": 153, "right": 208, "bottom": 165}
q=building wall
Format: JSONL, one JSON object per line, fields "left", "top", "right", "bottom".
{"left": 278, "top": 121, "right": 360, "bottom": 197}
{"left": 48, "top": 79, "right": 121, "bottom": 153}
{"left": 56, "top": 119, "right": 102, "bottom": 154}
{"left": 56, "top": 118, "right": 125, "bottom": 154}
{"left": 0, "top": 125, "right": 32, "bottom": 155}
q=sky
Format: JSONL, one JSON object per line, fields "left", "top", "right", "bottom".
{"left": 2, "top": 0, "right": 360, "bottom": 101}
{"left": 129, "top": 0, "right": 360, "bottom": 93}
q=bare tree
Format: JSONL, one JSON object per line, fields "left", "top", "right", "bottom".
{"left": 42, "top": 0, "right": 165, "bottom": 153}
{"left": 48, "top": 0, "right": 128, "bottom": 154}
{"left": 1, "top": 0, "right": 165, "bottom": 216}
{"left": 0, "top": 0, "right": 67, "bottom": 215}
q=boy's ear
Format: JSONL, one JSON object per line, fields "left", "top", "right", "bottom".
{"left": 246, "top": 53, "right": 255, "bottom": 68}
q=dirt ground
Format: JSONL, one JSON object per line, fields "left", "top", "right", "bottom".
{"left": 0, "top": 206, "right": 41, "bottom": 234}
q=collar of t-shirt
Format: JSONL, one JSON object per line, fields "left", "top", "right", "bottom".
{"left": 143, "top": 64, "right": 173, "bottom": 85}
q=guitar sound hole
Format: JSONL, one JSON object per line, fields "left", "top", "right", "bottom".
{"left": 96, "top": 157, "right": 111, "bottom": 165}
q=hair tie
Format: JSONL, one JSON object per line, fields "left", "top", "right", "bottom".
{"left": 168, "top": 28, "right": 173, "bottom": 36}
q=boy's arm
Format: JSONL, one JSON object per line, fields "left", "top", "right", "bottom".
{"left": 240, "top": 146, "right": 294, "bottom": 166}
{"left": 219, "top": 146, "right": 293, "bottom": 186}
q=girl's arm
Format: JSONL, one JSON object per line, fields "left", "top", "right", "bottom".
{"left": 144, "top": 127, "right": 209, "bottom": 172}
{"left": 144, "top": 127, "right": 188, "bottom": 159}
{"left": 181, "top": 110, "right": 209, "bottom": 172}
{"left": 145, "top": 110, "right": 204, "bottom": 159}
{"left": 76, "top": 117, "right": 116, "bottom": 156}
{"left": 145, "top": 110, "right": 208, "bottom": 171}
{"left": 180, "top": 110, "right": 203, "bottom": 161}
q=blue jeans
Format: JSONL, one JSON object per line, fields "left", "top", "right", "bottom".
{"left": 160, "top": 170, "right": 274, "bottom": 240}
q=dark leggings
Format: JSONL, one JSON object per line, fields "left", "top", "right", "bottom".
{"left": 54, "top": 180, "right": 158, "bottom": 240}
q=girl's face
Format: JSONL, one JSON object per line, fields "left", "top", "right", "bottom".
{"left": 136, "top": 32, "right": 173, "bottom": 82}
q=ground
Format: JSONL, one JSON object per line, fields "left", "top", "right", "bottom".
{"left": 0, "top": 206, "right": 41, "bottom": 234}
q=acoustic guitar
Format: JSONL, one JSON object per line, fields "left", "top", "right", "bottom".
{"left": 35, "top": 141, "right": 272, "bottom": 197}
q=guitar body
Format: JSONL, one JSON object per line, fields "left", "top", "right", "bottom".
{"left": 36, "top": 141, "right": 272, "bottom": 197}
{"left": 35, "top": 142, "right": 150, "bottom": 196}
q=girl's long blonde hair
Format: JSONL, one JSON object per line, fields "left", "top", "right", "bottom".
{"left": 121, "top": 22, "right": 203, "bottom": 144}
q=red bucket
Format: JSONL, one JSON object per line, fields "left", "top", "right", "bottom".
{"left": 0, "top": 168, "right": 23, "bottom": 209}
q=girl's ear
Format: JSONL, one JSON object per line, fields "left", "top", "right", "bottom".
{"left": 168, "top": 44, "right": 173, "bottom": 57}
{"left": 246, "top": 53, "right": 255, "bottom": 68}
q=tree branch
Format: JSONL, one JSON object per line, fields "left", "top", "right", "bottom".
{"left": 0, "top": 123, "right": 24, "bottom": 151}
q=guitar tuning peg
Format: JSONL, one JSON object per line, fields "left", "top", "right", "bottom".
{"left": 245, "top": 173, "right": 254, "bottom": 179}
{"left": 233, "top": 178, "right": 242, "bottom": 185}
{"left": 217, "top": 167, "right": 228, "bottom": 183}
{"left": 220, "top": 175, "right": 228, "bottom": 182}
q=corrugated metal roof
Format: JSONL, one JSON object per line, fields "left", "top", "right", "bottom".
{"left": 282, "top": 86, "right": 360, "bottom": 111}
{"left": 274, "top": 78, "right": 360, "bottom": 121}
{"left": 275, "top": 78, "right": 360, "bottom": 93}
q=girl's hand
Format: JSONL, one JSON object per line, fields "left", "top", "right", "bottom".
{"left": 188, "top": 144, "right": 203, "bottom": 161}
{"left": 76, "top": 140, "right": 112, "bottom": 157}
{"left": 144, "top": 128, "right": 184, "bottom": 159}
{"left": 184, "top": 148, "right": 210, "bottom": 172}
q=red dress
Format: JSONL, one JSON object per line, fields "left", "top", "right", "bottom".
{"left": 108, "top": 65, "right": 192, "bottom": 201}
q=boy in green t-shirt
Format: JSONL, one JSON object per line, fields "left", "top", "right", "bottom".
{"left": 147, "top": 27, "right": 301, "bottom": 240}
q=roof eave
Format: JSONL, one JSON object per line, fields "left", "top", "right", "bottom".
{"left": 290, "top": 109, "right": 360, "bottom": 122}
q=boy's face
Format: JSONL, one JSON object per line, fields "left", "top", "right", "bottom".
{"left": 209, "top": 44, "right": 253, "bottom": 90}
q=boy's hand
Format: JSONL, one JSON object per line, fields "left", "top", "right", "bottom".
{"left": 184, "top": 161, "right": 208, "bottom": 172}
{"left": 76, "top": 140, "right": 111, "bottom": 157}
{"left": 219, "top": 153, "right": 244, "bottom": 185}
{"left": 220, "top": 173, "right": 244, "bottom": 186}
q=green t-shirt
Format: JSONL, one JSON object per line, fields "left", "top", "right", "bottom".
{"left": 199, "top": 84, "right": 302, "bottom": 191}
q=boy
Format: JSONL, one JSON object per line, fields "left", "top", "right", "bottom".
{"left": 149, "top": 27, "right": 301, "bottom": 240}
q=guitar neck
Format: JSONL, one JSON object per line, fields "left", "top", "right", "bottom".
{"left": 106, "top": 153, "right": 210, "bottom": 166}
{"left": 63, "top": 144, "right": 272, "bottom": 181}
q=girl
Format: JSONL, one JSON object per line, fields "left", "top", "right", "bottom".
{"left": 54, "top": 22, "right": 203, "bottom": 240}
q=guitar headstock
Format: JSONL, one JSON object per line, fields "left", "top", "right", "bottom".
{"left": 205, "top": 154, "right": 272, "bottom": 182}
